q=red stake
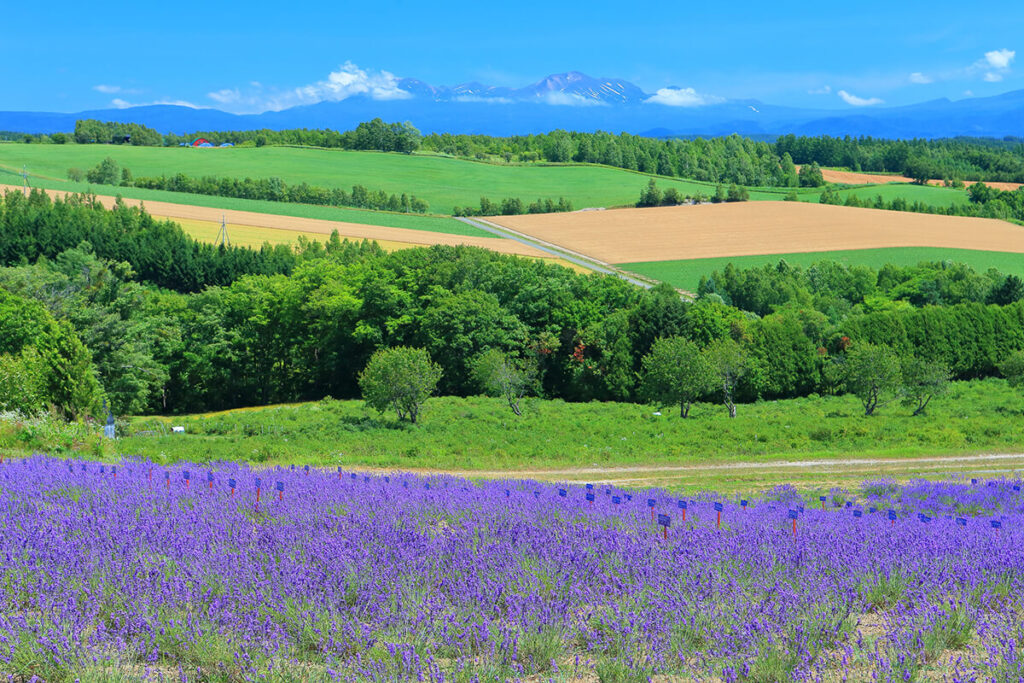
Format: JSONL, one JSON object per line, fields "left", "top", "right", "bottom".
{"left": 651, "top": 508, "right": 655, "bottom": 522}
{"left": 230, "top": 487, "right": 235, "bottom": 498}
{"left": 717, "top": 511, "right": 722, "bottom": 529}
{"left": 662, "top": 525, "right": 668, "bottom": 540}
{"left": 792, "top": 518, "right": 797, "bottom": 536}
{"left": 256, "top": 487, "right": 261, "bottom": 505}
{"left": 682, "top": 509, "right": 686, "bottom": 523}
{"left": 209, "top": 480, "right": 213, "bottom": 491}
{"left": 279, "top": 490, "right": 283, "bottom": 502}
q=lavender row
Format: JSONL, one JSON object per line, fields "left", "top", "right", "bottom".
{"left": 1, "top": 456, "right": 1023, "bottom": 681}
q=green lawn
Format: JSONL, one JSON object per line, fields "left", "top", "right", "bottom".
{"left": 620, "top": 247, "right": 1024, "bottom": 291}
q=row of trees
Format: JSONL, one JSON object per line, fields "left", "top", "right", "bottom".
{"left": 132, "top": 173, "right": 429, "bottom": 213}
{"left": 35, "top": 120, "right": 1024, "bottom": 187}
{"left": 7, "top": 192, "right": 1024, "bottom": 417}
{"left": 640, "top": 337, "right": 949, "bottom": 419}
{"left": 452, "top": 196, "right": 573, "bottom": 217}
{"left": 636, "top": 179, "right": 749, "bottom": 207}
{"left": 70, "top": 158, "right": 431, "bottom": 214}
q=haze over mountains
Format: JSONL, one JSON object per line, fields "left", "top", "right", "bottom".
{"left": 4, "top": 71, "right": 1024, "bottom": 139}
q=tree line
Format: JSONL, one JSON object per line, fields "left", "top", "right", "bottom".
{"left": 452, "top": 196, "right": 574, "bottom": 217}
{"left": 809, "top": 181, "right": 1024, "bottom": 223}
{"left": 69, "top": 157, "right": 431, "bottom": 213}
{"left": 33, "top": 119, "right": 1024, "bottom": 188}
{"left": 775, "top": 134, "right": 1024, "bottom": 183}
{"left": 5, "top": 191, "right": 1024, "bottom": 420}
{"left": 0, "top": 190, "right": 297, "bottom": 292}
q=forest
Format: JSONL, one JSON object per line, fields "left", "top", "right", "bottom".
{"left": 4, "top": 190, "right": 1024, "bottom": 421}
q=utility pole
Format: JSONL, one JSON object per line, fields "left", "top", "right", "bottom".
{"left": 217, "top": 214, "right": 230, "bottom": 247}
{"left": 21, "top": 166, "right": 28, "bottom": 196}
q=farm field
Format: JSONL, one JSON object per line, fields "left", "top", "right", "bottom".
{"left": 825, "top": 182, "right": 970, "bottom": 209}
{"left": 2, "top": 455, "right": 1023, "bottom": 681}
{"left": 0, "top": 144, "right": 972, "bottom": 216}
{"left": 0, "top": 144, "right": 758, "bottom": 214}
{"left": 815, "top": 166, "right": 1023, "bottom": 191}
{"left": 0, "top": 175, "right": 482, "bottom": 236}
{"left": 0, "top": 184, "right": 547, "bottom": 258}
{"left": 490, "top": 201, "right": 1024, "bottom": 264}
{"left": 621, "top": 246, "right": 1024, "bottom": 291}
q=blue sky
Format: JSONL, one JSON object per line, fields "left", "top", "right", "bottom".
{"left": 2, "top": 0, "right": 1022, "bottom": 113}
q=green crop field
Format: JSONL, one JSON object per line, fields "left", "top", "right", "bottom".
{"left": 0, "top": 144, "right": 734, "bottom": 214}
{"left": 620, "top": 247, "right": 1024, "bottom": 291}
{"left": 5, "top": 378, "right": 1023, "bottom": 492}
{"left": 0, "top": 143, "right": 969, "bottom": 217}
{"left": 0, "top": 170, "right": 488, "bottom": 237}
{"left": 829, "top": 183, "right": 970, "bottom": 208}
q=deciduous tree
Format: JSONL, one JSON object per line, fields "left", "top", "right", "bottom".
{"left": 359, "top": 347, "right": 441, "bottom": 424}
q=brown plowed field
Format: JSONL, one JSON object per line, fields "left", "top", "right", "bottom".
{"left": 799, "top": 166, "right": 1022, "bottom": 191}
{"left": 0, "top": 184, "right": 546, "bottom": 258}
{"left": 489, "top": 201, "right": 1024, "bottom": 264}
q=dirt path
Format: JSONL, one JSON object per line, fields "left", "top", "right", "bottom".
{"left": 0, "top": 184, "right": 547, "bottom": 258}
{"left": 440, "top": 454, "right": 1024, "bottom": 481}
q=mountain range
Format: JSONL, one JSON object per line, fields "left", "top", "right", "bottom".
{"left": 4, "top": 71, "right": 1024, "bottom": 139}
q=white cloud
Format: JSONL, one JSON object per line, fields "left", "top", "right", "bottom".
{"left": 205, "top": 62, "right": 411, "bottom": 113}
{"left": 909, "top": 72, "right": 932, "bottom": 84}
{"left": 541, "top": 91, "right": 607, "bottom": 107}
{"left": 94, "top": 84, "right": 121, "bottom": 94}
{"left": 985, "top": 49, "right": 1015, "bottom": 70}
{"left": 964, "top": 90, "right": 974, "bottom": 97}
{"left": 807, "top": 85, "right": 832, "bottom": 95}
{"left": 645, "top": 87, "right": 723, "bottom": 107}
{"left": 292, "top": 62, "right": 411, "bottom": 105}
{"left": 453, "top": 95, "right": 515, "bottom": 104}
{"left": 838, "top": 90, "right": 884, "bottom": 107}
{"left": 962, "top": 48, "right": 1016, "bottom": 81}
{"left": 208, "top": 88, "right": 242, "bottom": 104}
{"left": 111, "top": 98, "right": 201, "bottom": 109}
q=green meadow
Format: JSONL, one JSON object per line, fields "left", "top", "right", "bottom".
{"left": 0, "top": 143, "right": 969, "bottom": 217}
{"left": 5, "top": 378, "right": 1022, "bottom": 493}
{"left": 621, "top": 247, "right": 1024, "bottom": 291}
{"left": 0, "top": 144, "right": 723, "bottom": 214}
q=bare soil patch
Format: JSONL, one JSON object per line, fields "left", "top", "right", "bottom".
{"left": 489, "top": 201, "right": 1024, "bottom": 264}
{"left": 802, "top": 166, "right": 1022, "bottom": 192}
{"left": 0, "top": 184, "right": 546, "bottom": 258}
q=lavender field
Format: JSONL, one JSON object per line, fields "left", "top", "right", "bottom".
{"left": 1, "top": 456, "right": 1023, "bottom": 682}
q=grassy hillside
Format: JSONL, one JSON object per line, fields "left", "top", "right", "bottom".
{"left": 621, "top": 247, "right": 1024, "bottom": 291}
{"left": 5, "top": 377, "right": 1010, "bottom": 472}
{"left": 0, "top": 143, "right": 969, "bottom": 215}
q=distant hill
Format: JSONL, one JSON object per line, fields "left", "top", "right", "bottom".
{"left": 3, "top": 72, "right": 1024, "bottom": 139}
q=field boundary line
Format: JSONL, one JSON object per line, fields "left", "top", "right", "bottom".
{"left": 458, "top": 216, "right": 655, "bottom": 289}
